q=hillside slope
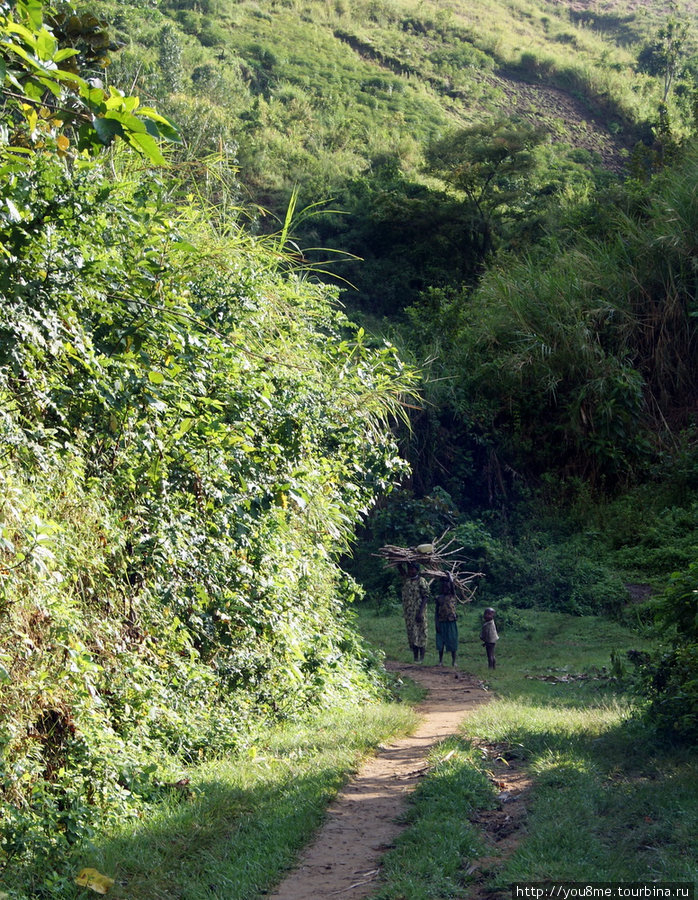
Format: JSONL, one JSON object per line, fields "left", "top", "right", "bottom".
{"left": 104, "top": 0, "right": 682, "bottom": 204}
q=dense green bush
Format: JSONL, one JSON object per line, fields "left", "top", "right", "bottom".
{"left": 641, "top": 644, "right": 698, "bottom": 741}
{"left": 0, "top": 149, "right": 416, "bottom": 888}
{"left": 0, "top": 4, "right": 418, "bottom": 890}
{"left": 635, "top": 563, "right": 698, "bottom": 741}
{"left": 450, "top": 523, "right": 628, "bottom": 615}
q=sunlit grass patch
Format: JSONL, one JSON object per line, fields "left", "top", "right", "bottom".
{"left": 71, "top": 702, "right": 417, "bottom": 900}
{"left": 464, "top": 699, "right": 633, "bottom": 750}
{"left": 355, "top": 606, "right": 697, "bottom": 892}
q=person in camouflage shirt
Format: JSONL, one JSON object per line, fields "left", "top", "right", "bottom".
{"left": 400, "top": 563, "right": 430, "bottom": 662}
{"left": 480, "top": 607, "right": 499, "bottom": 669}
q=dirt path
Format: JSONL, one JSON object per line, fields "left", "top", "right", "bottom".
{"left": 265, "top": 662, "right": 510, "bottom": 900}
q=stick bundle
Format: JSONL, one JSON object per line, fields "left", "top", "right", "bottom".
{"left": 374, "top": 532, "right": 483, "bottom": 603}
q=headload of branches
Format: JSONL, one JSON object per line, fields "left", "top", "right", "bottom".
{"left": 375, "top": 532, "right": 483, "bottom": 602}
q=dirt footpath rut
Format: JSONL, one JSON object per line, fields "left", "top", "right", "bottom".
{"left": 264, "top": 663, "right": 492, "bottom": 900}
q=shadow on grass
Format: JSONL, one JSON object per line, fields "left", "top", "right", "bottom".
{"left": 473, "top": 711, "right": 698, "bottom": 884}
{"left": 78, "top": 763, "right": 344, "bottom": 900}
{"left": 568, "top": 9, "right": 645, "bottom": 47}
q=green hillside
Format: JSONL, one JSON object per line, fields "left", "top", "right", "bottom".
{"left": 94, "top": 0, "right": 697, "bottom": 312}
{"left": 105, "top": 0, "right": 675, "bottom": 193}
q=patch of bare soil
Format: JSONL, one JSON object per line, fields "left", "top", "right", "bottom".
{"left": 485, "top": 72, "right": 630, "bottom": 172}
{"left": 264, "top": 663, "right": 529, "bottom": 900}
{"left": 467, "top": 741, "right": 533, "bottom": 900}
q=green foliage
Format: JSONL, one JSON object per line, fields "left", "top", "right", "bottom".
{"left": 88, "top": 0, "right": 672, "bottom": 317}
{"left": 634, "top": 562, "right": 698, "bottom": 741}
{"left": 641, "top": 643, "right": 698, "bottom": 741}
{"left": 636, "top": 8, "right": 691, "bottom": 104}
{"left": 0, "top": 12, "right": 419, "bottom": 885}
{"left": 397, "top": 141, "right": 698, "bottom": 492}
{"left": 656, "top": 563, "right": 698, "bottom": 641}
{"left": 424, "top": 119, "right": 549, "bottom": 259}
{"left": 0, "top": 0, "right": 180, "bottom": 172}
{"left": 449, "top": 520, "right": 628, "bottom": 616}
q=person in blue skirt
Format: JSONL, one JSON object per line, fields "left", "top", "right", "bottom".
{"left": 434, "top": 573, "right": 458, "bottom": 666}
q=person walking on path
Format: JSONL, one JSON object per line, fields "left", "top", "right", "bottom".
{"left": 400, "top": 562, "right": 430, "bottom": 662}
{"left": 480, "top": 606, "right": 499, "bottom": 669}
{"left": 434, "top": 573, "right": 458, "bottom": 666}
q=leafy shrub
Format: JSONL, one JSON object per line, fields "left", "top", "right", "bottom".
{"left": 635, "top": 563, "right": 698, "bottom": 741}
{"left": 199, "top": 16, "right": 227, "bottom": 46}
{"left": 428, "top": 43, "right": 493, "bottom": 71}
{"left": 639, "top": 644, "right": 698, "bottom": 741}
{"left": 453, "top": 522, "right": 627, "bottom": 615}
{"left": 0, "top": 8, "right": 418, "bottom": 881}
{"left": 491, "top": 597, "right": 531, "bottom": 632}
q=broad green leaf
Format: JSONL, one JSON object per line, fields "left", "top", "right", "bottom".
{"left": 18, "top": 0, "right": 44, "bottom": 30}
{"left": 154, "top": 120, "right": 181, "bottom": 142}
{"left": 105, "top": 111, "right": 147, "bottom": 134}
{"left": 37, "top": 75, "right": 62, "bottom": 97}
{"left": 144, "top": 118, "right": 160, "bottom": 139}
{"left": 53, "top": 47, "right": 79, "bottom": 63}
{"left": 81, "top": 84, "right": 107, "bottom": 107}
{"left": 3, "top": 41, "right": 44, "bottom": 70}
{"left": 4, "top": 69, "right": 24, "bottom": 90}
{"left": 104, "top": 94, "right": 139, "bottom": 113}
{"left": 35, "top": 27, "right": 56, "bottom": 61}
{"left": 22, "top": 78, "right": 43, "bottom": 100}
{"left": 147, "top": 371, "right": 165, "bottom": 384}
{"left": 126, "top": 130, "right": 167, "bottom": 166}
{"left": 48, "top": 67, "right": 87, "bottom": 88}
{"left": 139, "top": 108, "right": 181, "bottom": 141}
{"left": 93, "top": 116, "right": 124, "bottom": 144}
{"left": 4, "top": 22, "right": 37, "bottom": 44}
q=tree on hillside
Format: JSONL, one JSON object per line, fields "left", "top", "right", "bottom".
{"left": 424, "top": 120, "right": 548, "bottom": 262}
{"left": 636, "top": 10, "right": 690, "bottom": 105}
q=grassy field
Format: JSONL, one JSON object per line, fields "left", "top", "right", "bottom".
{"left": 51, "top": 604, "right": 696, "bottom": 898}
{"left": 355, "top": 602, "right": 698, "bottom": 896}
{"left": 107, "top": 0, "right": 680, "bottom": 214}
{"left": 356, "top": 601, "right": 650, "bottom": 695}
{"left": 59, "top": 703, "right": 417, "bottom": 900}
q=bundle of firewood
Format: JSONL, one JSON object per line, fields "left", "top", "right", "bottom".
{"left": 374, "top": 532, "right": 483, "bottom": 603}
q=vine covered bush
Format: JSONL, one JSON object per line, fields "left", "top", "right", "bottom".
{"left": 0, "top": 2, "right": 416, "bottom": 892}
